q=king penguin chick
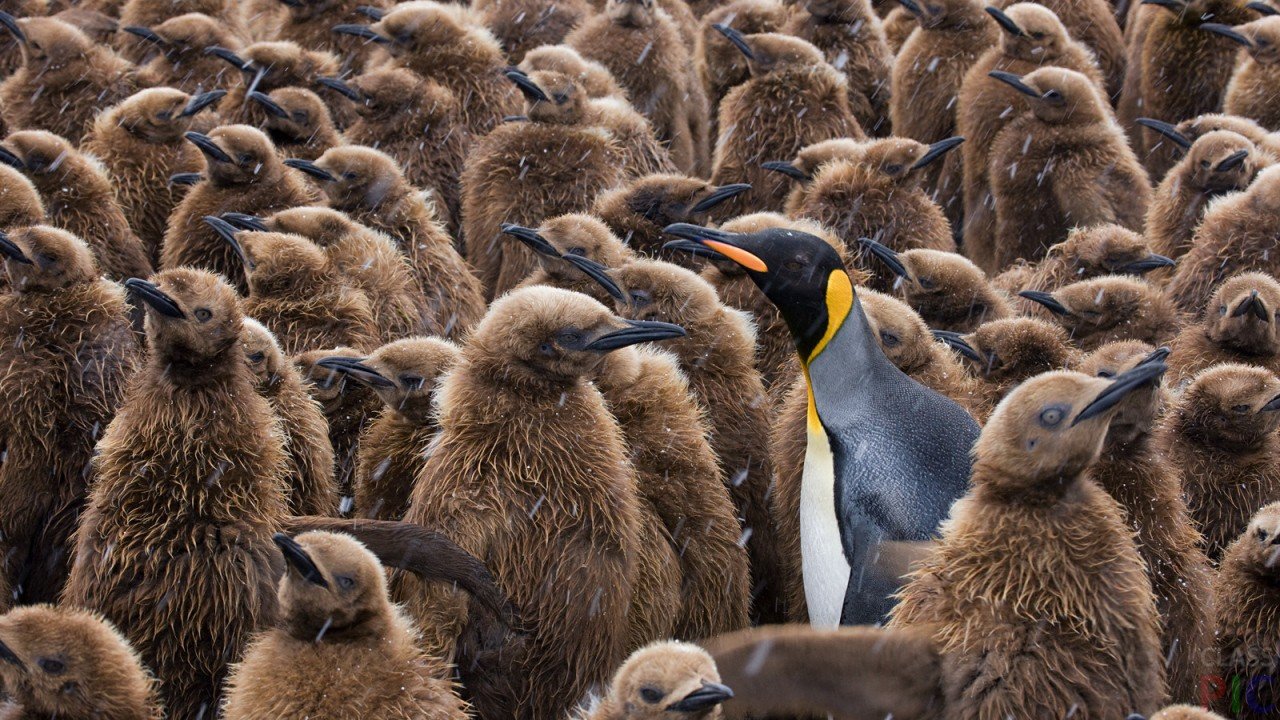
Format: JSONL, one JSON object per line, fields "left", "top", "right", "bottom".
{"left": 889, "top": 365, "right": 1169, "bottom": 719}
{"left": 0, "top": 226, "right": 140, "bottom": 609}
{"left": 3, "top": 131, "right": 153, "bottom": 285}
{"left": 293, "top": 146, "right": 484, "bottom": 339}
{"left": 710, "top": 28, "right": 861, "bottom": 213}
{"left": 997, "top": 224, "right": 1175, "bottom": 307}
{"left": 267, "top": 0, "right": 390, "bottom": 73}
{"left": 472, "top": 0, "right": 591, "bottom": 65}
{"left": 957, "top": 3, "right": 1105, "bottom": 268}
{"left": 1158, "top": 363, "right": 1280, "bottom": 562}
{"left": 215, "top": 41, "right": 348, "bottom": 129}
{"left": 80, "top": 88, "right": 226, "bottom": 265}
{"left": 585, "top": 641, "right": 734, "bottom": 720}
{"left": 591, "top": 174, "right": 751, "bottom": 268}
{"left": 1168, "top": 273, "right": 1280, "bottom": 385}
{"left": 518, "top": 44, "right": 628, "bottom": 100}
{"left": 1145, "top": 129, "right": 1264, "bottom": 265}
{"left": 1078, "top": 341, "right": 1215, "bottom": 705}
{"left": 241, "top": 317, "right": 338, "bottom": 517}
{"left": 295, "top": 346, "right": 381, "bottom": 504}
{"left": 1211, "top": 502, "right": 1280, "bottom": 719}
{"left": 114, "top": 0, "right": 239, "bottom": 64}
{"left": 783, "top": 0, "right": 893, "bottom": 137}
{"left": 251, "top": 87, "right": 341, "bottom": 162}
{"left": 221, "top": 531, "right": 467, "bottom": 720}
{"left": 162, "top": 124, "right": 319, "bottom": 293}
{"left": 1218, "top": 17, "right": 1280, "bottom": 130}
{"left": 0, "top": 14, "right": 139, "bottom": 140}
{"left": 1175, "top": 110, "right": 1280, "bottom": 156}
{"left": 0, "top": 0, "right": 42, "bottom": 79}
{"left": 990, "top": 0, "right": 1124, "bottom": 100}
{"left": 460, "top": 69, "right": 625, "bottom": 300}
{"left": 935, "top": 315, "right": 1079, "bottom": 413}
{"left": 506, "top": 213, "right": 638, "bottom": 305}
{"left": 130, "top": 12, "right": 244, "bottom": 94}
{"left": 0, "top": 605, "right": 163, "bottom": 720}
{"left": 694, "top": 0, "right": 788, "bottom": 135}
{"left": 856, "top": 241, "right": 1011, "bottom": 332}
{"left": 987, "top": 67, "right": 1151, "bottom": 274}
{"left": 0, "top": 167, "right": 43, "bottom": 286}
{"left": 1019, "top": 275, "right": 1182, "bottom": 351}
{"left": 63, "top": 268, "right": 290, "bottom": 720}
{"left": 391, "top": 287, "right": 680, "bottom": 720}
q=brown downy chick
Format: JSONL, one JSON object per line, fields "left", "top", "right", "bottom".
{"left": 215, "top": 41, "right": 350, "bottom": 129}
{"left": 586, "top": 641, "right": 734, "bottom": 720}
{"left": 567, "top": 0, "right": 710, "bottom": 175}
{"left": 1169, "top": 273, "right": 1280, "bottom": 385}
{"left": 861, "top": 242, "right": 1011, "bottom": 332}
{"left": 0, "top": 605, "right": 163, "bottom": 720}
{"left": 938, "top": 315, "right": 1079, "bottom": 412}
{"left": 1221, "top": 17, "right": 1280, "bottom": 129}
{"left": 63, "top": 268, "right": 289, "bottom": 720}
{"left": 958, "top": 3, "right": 1105, "bottom": 268}
{"left": 1175, "top": 110, "right": 1280, "bottom": 154}
{"left": 1078, "top": 342, "right": 1215, "bottom": 704}
{"left": 295, "top": 346, "right": 380, "bottom": 504}
{"left": 889, "top": 367, "right": 1169, "bottom": 719}
{"left": 241, "top": 317, "right": 338, "bottom": 517}
{"left": 222, "top": 531, "right": 467, "bottom": 720}
{"left": 710, "top": 29, "right": 861, "bottom": 213}
{"left": 322, "top": 68, "right": 469, "bottom": 236}
{"left": 114, "top": 0, "right": 237, "bottom": 64}
{"left": 1160, "top": 364, "right": 1280, "bottom": 562}
{"left": 1211, "top": 502, "right": 1280, "bottom": 719}
{"left": 783, "top": 0, "right": 893, "bottom": 136}
{"left": 694, "top": 0, "right": 788, "bottom": 136}
{"left": 507, "top": 213, "right": 638, "bottom": 304}
{"left": 592, "top": 174, "right": 751, "bottom": 267}
{"left": 250, "top": 87, "right": 340, "bottom": 162}
{"left": 988, "top": 68, "right": 1151, "bottom": 274}
{"left": 769, "top": 136, "right": 867, "bottom": 213}
{"left": 3, "top": 131, "right": 153, "bottom": 284}
{"left": 131, "top": 13, "right": 244, "bottom": 93}
{"left": 1147, "top": 706, "right": 1232, "bottom": 720}
{"left": 0, "top": 15, "right": 139, "bottom": 140}
{"left": 267, "top": 0, "right": 391, "bottom": 73}
{"left": 333, "top": 337, "right": 460, "bottom": 521}
{"left": 298, "top": 145, "right": 484, "bottom": 339}
{"left": 255, "top": 206, "right": 432, "bottom": 343}
{"left": 391, "top": 286, "right": 669, "bottom": 720}
{"left": 461, "top": 69, "right": 626, "bottom": 300}
{"left": 474, "top": 0, "right": 592, "bottom": 64}
{"left": 519, "top": 44, "right": 628, "bottom": 100}
{"left": 1018, "top": 275, "right": 1182, "bottom": 351}
{"left": 0, "top": 162, "right": 44, "bottom": 291}
{"left": 0, "top": 0, "right": 43, "bottom": 79}
{"left": 997, "top": 224, "right": 1175, "bottom": 306}
{"left": 335, "top": 2, "right": 519, "bottom": 137}
{"left": 80, "top": 88, "right": 225, "bottom": 265}
{"left": 990, "top": 0, "right": 1125, "bottom": 101}
{"left": 1166, "top": 164, "right": 1280, "bottom": 312}
{"left": 162, "top": 124, "right": 320, "bottom": 293}
{"left": 0, "top": 226, "right": 140, "bottom": 609}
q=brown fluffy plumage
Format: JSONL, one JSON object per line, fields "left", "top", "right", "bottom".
{"left": 115, "top": 0, "right": 239, "bottom": 64}
{"left": 216, "top": 41, "right": 349, "bottom": 129}
{"left": 519, "top": 44, "right": 629, "bottom": 100}
{"left": 132, "top": 12, "right": 244, "bottom": 93}
{"left": 1222, "top": 17, "right": 1280, "bottom": 130}
{"left": 991, "top": 0, "right": 1124, "bottom": 100}
{"left": 592, "top": 174, "right": 750, "bottom": 268}
{"left": 1020, "top": 275, "right": 1182, "bottom": 352}
{"left": 252, "top": 87, "right": 340, "bottom": 162}
{"left": 294, "top": 346, "right": 381, "bottom": 503}
{"left": 0, "top": 164, "right": 44, "bottom": 293}
{"left": 264, "top": 0, "right": 390, "bottom": 72}
{"left": 1211, "top": 502, "right": 1280, "bottom": 719}
{"left": 783, "top": 0, "right": 892, "bottom": 136}
{"left": 882, "top": 248, "right": 1011, "bottom": 333}
{"left": 944, "top": 316, "right": 1079, "bottom": 413}
{"left": 694, "top": 0, "right": 788, "bottom": 137}
{"left": 1168, "top": 272, "right": 1280, "bottom": 386}
{"left": 511, "top": 213, "right": 638, "bottom": 304}
{"left": 474, "top": 0, "right": 591, "bottom": 64}
{"left": 586, "top": 641, "right": 734, "bottom": 720}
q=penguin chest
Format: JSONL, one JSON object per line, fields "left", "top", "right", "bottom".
{"left": 801, "top": 424, "right": 851, "bottom": 630}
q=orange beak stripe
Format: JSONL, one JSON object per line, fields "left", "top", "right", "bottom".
{"left": 702, "top": 240, "right": 769, "bottom": 272}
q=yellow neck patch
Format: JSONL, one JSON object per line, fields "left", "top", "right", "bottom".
{"left": 803, "top": 269, "right": 854, "bottom": 433}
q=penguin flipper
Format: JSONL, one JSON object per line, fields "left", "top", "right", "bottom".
{"left": 833, "top": 509, "right": 900, "bottom": 625}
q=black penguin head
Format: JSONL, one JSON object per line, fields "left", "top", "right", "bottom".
{"left": 662, "top": 224, "right": 851, "bottom": 363}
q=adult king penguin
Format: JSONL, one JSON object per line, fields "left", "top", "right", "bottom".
{"left": 664, "top": 224, "right": 979, "bottom": 626}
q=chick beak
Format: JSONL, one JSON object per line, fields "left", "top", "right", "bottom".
{"left": 561, "top": 253, "right": 626, "bottom": 301}
{"left": 317, "top": 76, "right": 364, "bottom": 102}
{"left": 504, "top": 68, "right": 550, "bottom": 102}
{"left": 184, "top": 132, "right": 234, "bottom": 164}
{"left": 1249, "top": 0, "right": 1280, "bottom": 14}
{"left": 314, "top": 356, "right": 396, "bottom": 388}
{"left": 122, "top": 25, "right": 166, "bottom": 45}
{"left": 168, "top": 172, "right": 204, "bottom": 187}
{"left": 221, "top": 212, "right": 270, "bottom": 232}
{"left": 331, "top": 23, "right": 392, "bottom": 43}
{"left": 1141, "top": 0, "right": 1188, "bottom": 11}
{"left": 1263, "top": 393, "right": 1280, "bottom": 412}
{"left": 584, "top": 319, "right": 687, "bottom": 352}
{"left": 355, "top": 5, "right": 385, "bottom": 19}
{"left": 712, "top": 23, "right": 755, "bottom": 59}
{"left": 1072, "top": 360, "right": 1169, "bottom": 426}
{"left": 896, "top": 0, "right": 925, "bottom": 16}
{"left": 499, "top": 224, "right": 559, "bottom": 257}
{"left": 179, "top": 89, "right": 227, "bottom": 118}
{"left": 1116, "top": 253, "right": 1176, "bottom": 274}
{"left": 124, "top": 278, "right": 186, "bottom": 319}
{"left": 204, "top": 45, "right": 254, "bottom": 72}
{"left": 856, "top": 236, "right": 910, "bottom": 279}
{"left": 248, "top": 91, "right": 290, "bottom": 119}
{"left": 1215, "top": 149, "right": 1250, "bottom": 172}
{"left": 272, "top": 533, "right": 330, "bottom": 588}
{"left": 1231, "top": 290, "right": 1271, "bottom": 322}
{"left": 0, "top": 12, "right": 24, "bottom": 44}
{"left": 985, "top": 6, "right": 1025, "bottom": 36}
{"left": 689, "top": 183, "right": 751, "bottom": 214}
{"left": 278, "top": 0, "right": 306, "bottom": 7}
{"left": 0, "top": 145, "right": 24, "bottom": 170}
{"left": 0, "top": 638, "right": 24, "bottom": 670}
{"left": 0, "top": 232, "right": 32, "bottom": 264}
{"left": 988, "top": 70, "right": 1042, "bottom": 98}
{"left": 667, "top": 682, "right": 735, "bottom": 712}
{"left": 760, "top": 161, "right": 811, "bottom": 182}
{"left": 284, "top": 158, "right": 337, "bottom": 182}
{"left": 203, "top": 216, "right": 254, "bottom": 271}
{"left": 932, "top": 329, "right": 983, "bottom": 363}
{"left": 1138, "top": 346, "right": 1172, "bottom": 366}
{"left": 1018, "top": 290, "right": 1072, "bottom": 316}
{"left": 912, "top": 136, "right": 965, "bottom": 170}
{"left": 1135, "top": 118, "right": 1193, "bottom": 151}
{"left": 1200, "top": 22, "right": 1253, "bottom": 45}
{"left": 662, "top": 223, "right": 769, "bottom": 273}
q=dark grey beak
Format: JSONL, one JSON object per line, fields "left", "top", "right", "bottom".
{"left": 203, "top": 215, "right": 254, "bottom": 271}
{"left": 1135, "top": 118, "right": 1192, "bottom": 150}
{"left": 1115, "top": 253, "right": 1176, "bottom": 274}
{"left": 0, "top": 232, "right": 31, "bottom": 264}
{"left": 354, "top": 5, "right": 385, "bottom": 19}
{"left": 1263, "top": 394, "right": 1280, "bottom": 412}
{"left": 1249, "top": 0, "right": 1279, "bottom": 13}
{"left": 689, "top": 183, "right": 751, "bottom": 214}
{"left": 222, "top": 212, "right": 270, "bottom": 232}
{"left": 0, "top": 638, "right": 24, "bottom": 670}
{"left": 122, "top": 25, "right": 165, "bottom": 45}
{"left": 315, "top": 355, "right": 396, "bottom": 388}
{"left": 1142, "top": 0, "right": 1187, "bottom": 10}
{"left": 584, "top": 319, "right": 687, "bottom": 352}
{"left": 988, "top": 70, "right": 1041, "bottom": 98}
{"left": 1072, "top": 360, "right": 1169, "bottom": 425}
{"left": 0, "top": 145, "right": 23, "bottom": 170}
{"left": 662, "top": 222, "right": 737, "bottom": 245}
{"left": 896, "top": 0, "right": 925, "bottom": 16}
{"left": 561, "top": 254, "right": 625, "bottom": 301}
{"left": 284, "top": 158, "right": 337, "bottom": 182}
{"left": 179, "top": 89, "right": 226, "bottom": 118}
{"left": 204, "top": 45, "right": 254, "bottom": 72}
{"left": 912, "top": 136, "right": 965, "bottom": 169}
{"left": 500, "top": 223, "right": 558, "bottom": 257}
{"left": 184, "top": 132, "right": 233, "bottom": 164}
{"left": 985, "top": 6, "right": 1025, "bottom": 35}
{"left": 1138, "top": 346, "right": 1171, "bottom": 366}
{"left": 273, "top": 533, "right": 329, "bottom": 587}
{"left": 168, "top": 172, "right": 203, "bottom": 187}
{"left": 856, "top": 236, "right": 909, "bottom": 279}
{"left": 1200, "top": 22, "right": 1253, "bottom": 45}
{"left": 331, "top": 23, "right": 392, "bottom": 43}
{"left": 0, "top": 12, "right": 24, "bottom": 44}
{"left": 666, "top": 682, "right": 735, "bottom": 712}
{"left": 712, "top": 23, "right": 755, "bottom": 59}
{"left": 1215, "top": 149, "right": 1250, "bottom": 172}
{"left": 932, "top": 329, "right": 982, "bottom": 362}
{"left": 504, "top": 68, "right": 550, "bottom": 102}
{"left": 1019, "top": 289, "right": 1072, "bottom": 316}
{"left": 124, "top": 278, "right": 186, "bottom": 319}
{"left": 248, "top": 91, "right": 290, "bottom": 119}
{"left": 317, "top": 76, "right": 363, "bottom": 102}
{"left": 760, "top": 161, "right": 811, "bottom": 182}
{"left": 1231, "top": 290, "right": 1270, "bottom": 321}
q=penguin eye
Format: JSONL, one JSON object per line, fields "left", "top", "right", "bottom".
{"left": 194, "top": 308, "right": 212, "bottom": 322}
{"left": 342, "top": 172, "right": 358, "bottom": 181}
{"left": 238, "top": 153, "right": 253, "bottom": 164}
{"left": 539, "top": 342, "right": 556, "bottom": 356}
{"left": 1043, "top": 90, "right": 1063, "bottom": 103}
{"left": 1038, "top": 405, "right": 1067, "bottom": 428}
{"left": 1096, "top": 369, "right": 1115, "bottom": 378}
{"left": 1030, "top": 30, "right": 1046, "bottom": 39}
{"left": 1258, "top": 527, "right": 1269, "bottom": 541}
{"left": 639, "top": 687, "right": 665, "bottom": 704}
{"left": 1220, "top": 305, "right": 1228, "bottom": 316}
{"left": 1080, "top": 309, "right": 1102, "bottom": 319}
{"left": 556, "top": 330, "right": 584, "bottom": 347}
{"left": 917, "top": 277, "right": 935, "bottom": 289}
{"left": 399, "top": 374, "right": 425, "bottom": 390}
{"left": 553, "top": 92, "right": 570, "bottom": 104}
{"left": 336, "top": 575, "right": 356, "bottom": 590}
{"left": 38, "top": 252, "right": 57, "bottom": 264}
{"left": 1233, "top": 404, "right": 1252, "bottom": 414}
{"left": 566, "top": 247, "right": 587, "bottom": 257}
{"left": 247, "top": 351, "right": 265, "bottom": 363}
{"left": 879, "top": 330, "right": 900, "bottom": 347}
{"left": 291, "top": 111, "right": 309, "bottom": 124}
{"left": 630, "top": 290, "right": 652, "bottom": 306}
{"left": 37, "top": 658, "right": 65, "bottom": 675}
{"left": 1201, "top": 160, "right": 1212, "bottom": 169}
{"left": 883, "top": 164, "right": 903, "bottom": 175}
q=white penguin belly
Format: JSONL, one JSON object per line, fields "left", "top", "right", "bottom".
{"left": 801, "top": 425, "right": 851, "bottom": 629}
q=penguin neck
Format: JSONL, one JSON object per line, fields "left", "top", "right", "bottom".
{"left": 803, "top": 293, "right": 900, "bottom": 422}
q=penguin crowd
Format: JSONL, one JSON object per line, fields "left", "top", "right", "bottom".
{"left": 2, "top": 0, "right": 1280, "bottom": 717}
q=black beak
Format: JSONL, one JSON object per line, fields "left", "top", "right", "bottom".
{"left": 0, "top": 232, "right": 31, "bottom": 264}
{"left": 284, "top": 158, "right": 337, "bottom": 181}
{"left": 1263, "top": 394, "right": 1280, "bottom": 412}
{"left": 760, "top": 160, "right": 811, "bottom": 182}
{"left": 222, "top": 212, "right": 270, "bottom": 232}
{"left": 856, "top": 236, "right": 910, "bottom": 279}
{"left": 1073, "top": 360, "right": 1169, "bottom": 426}
{"left": 689, "top": 183, "right": 751, "bottom": 214}
{"left": 712, "top": 23, "right": 754, "bottom": 59}
{"left": 248, "top": 91, "right": 289, "bottom": 119}
{"left": 1116, "top": 253, "right": 1176, "bottom": 274}
{"left": 355, "top": 5, "right": 385, "bottom": 19}
{"left": 912, "top": 136, "right": 965, "bottom": 169}
{"left": 561, "top": 254, "right": 625, "bottom": 301}
{"left": 168, "top": 171, "right": 203, "bottom": 187}
{"left": 124, "top": 278, "right": 186, "bottom": 319}
{"left": 203, "top": 216, "right": 254, "bottom": 271}
{"left": 988, "top": 70, "right": 1041, "bottom": 98}
{"left": 1019, "top": 289, "right": 1072, "bottom": 316}
{"left": 1215, "top": 149, "right": 1251, "bottom": 172}
{"left": 273, "top": 533, "right": 329, "bottom": 588}
{"left": 1135, "top": 118, "right": 1193, "bottom": 150}
{"left": 315, "top": 355, "right": 396, "bottom": 388}
{"left": 1200, "top": 22, "right": 1253, "bottom": 45}
{"left": 667, "top": 682, "right": 735, "bottom": 712}
{"left": 985, "top": 6, "right": 1025, "bottom": 35}
{"left": 0, "top": 145, "right": 23, "bottom": 170}
{"left": 317, "top": 76, "right": 363, "bottom": 102}
{"left": 662, "top": 238, "right": 729, "bottom": 260}
{"left": 0, "top": 639, "right": 24, "bottom": 670}
{"left": 331, "top": 23, "right": 392, "bottom": 43}
{"left": 504, "top": 69, "right": 549, "bottom": 102}
{"left": 1249, "top": 0, "right": 1279, "bottom": 14}
{"left": 1138, "top": 346, "right": 1172, "bottom": 366}
{"left": 278, "top": 0, "right": 305, "bottom": 7}
{"left": 0, "top": 12, "right": 24, "bottom": 43}
{"left": 499, "top": 224, "right": 559, "bottom": 256}
{"left": 1231, "top": 290, "right": 1270, "bottom": 321}
{"left": 584, "top": 319, "right": 687, "bottom": 352}
{"left": 1142, "top": 0, "right": 1187, "bottom": 10}
{"left": 179, "top": 89, "right": 226, "bottom": 118}
{"left": 204, "top": 45, "right": 254, "bottom": 72}
{"left": 932, "top": 329, "right": 982, "bottom": 362}
{"left": 184, "top": 132, "right": 233, "bottom": 164}
{"left": 122, "top": 25, "right": 165, "bottom": 45}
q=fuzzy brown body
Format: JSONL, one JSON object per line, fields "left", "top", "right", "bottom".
{"left": 356, "top": 410, "right": 440, "bottom": 522}
{"left": 770, "top": 376, "right": 812, "bottom": 623}
{"left": 991, "top": 0, "right": 1124, "bottom": 100}
{"left": 892, "top": 249, "right": 1011, "bottom": 333}
{"left": 132, "top": 13, "right": 244, "bottom": 94}
{"left": 953, "top": 317, "right": 1080, "bottom": 415}
{"left": 295, "top": 347, "right": 381, "bottom": 503}
{"left": 783, "top": 0, "right": 893, "bottom": 136}
{"left": 257, "top": 89, "right": 341, "bottom": 163}
{"left": 694, "top": 0, "right": 788, "bottom": 139}
{"left": 703, "top": 264, "right": 795, "bottom": 404}
{"left": 1166, "top": 273, "right": 1280, "bottom": 386}
{"left": 243, "top": 266, "right": 380, "bottom": 356}
{"left": 217, "top": 43, "right": 349, "bottom": 130}
{"left": 115, "top": 0, "right": 238, "bottom": 63}
{"left": 1034, "top": 276, "right": 1182, "bottom": 352}
{"left": 590, "top": 175, "right": 748, "bottom": 269}
{"left": 1212, "top": 504, "right": 1280, "bottom": 719}
{"left": 1226, "top": 57, "right": 1280, "bottom": 131}
{"left": 475, "top": 0, "right": 592, "bottom": 64}
{"left": 265, "top": 0, "right": 391, "bottom": 73}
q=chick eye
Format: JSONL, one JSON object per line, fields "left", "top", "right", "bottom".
{"left": 399, "top": 374, "right": 425, "bottom": 390}
{"left": 884, "top": 164, "right": 903, "bottom": 175}
{"left": 879, "top": 330, "right": 900, "bottom": 347}
{"left": 1220, "top": 305, "right": 1228, "bottom": 316}
{"left": 630, "top": 290, "right": 652, "bottom": 305}
{"left": 1080, "top": 309, "right": 1102, "bottom": 319}
{"left": 247, "top": 351, "right": 265, "bottom": 363}
{"left": 639, "top": 687, "right": 665, "bottom": 704}
{"left": 37, "top": 658, "right": 65, "bottom": 675}
{"left": 917, "top": 277, "right": 935, "bottom": 289}
{"left": 194, "top": 308, "right": 212, "bottom": 322}
{"left": 1030, "top": 31, "right": 1047, "bottom": 39}
{"left": 336, "top": 575, "right": 356, "bottom": 590}
{"left": 1258, "top": 527, "right": 1269, "bottom": 541}
{"left": 538, "top": 342, "right": 555, "bottom": 356}
{"left": 238, "top": 153, "right": 252, "bottom": 164}
{"left": 1096, "top": 369, "right": 1115, "bottom": 378}
{"left": 291, "top": 111, "right": 309, "bottom": 124}
{"left": 566, "top": 247, "right": 587, "bottom": 257}
{"left": 557, "top": 330, "right": 583, "bottom": 346}
{"left": 1233, "top": 404, "right": 1251, "bottom": 414}
{"left": 38, "top": 253, "right": 57, "bottom": 264}
{"left": 342, "top": 172, "right": 358, "bottom": 181}
{"left": 1201, "top": 160, "right": 1212, "bottom": 169}
{"left": 1038, "top": 405, "right": 1067, "bottom": 427}
{"left": 1043, "top": 89, "right": 1063, "bottom": 102}
{"left": 553, "top": 92, "right": 570, "bottom": 104}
